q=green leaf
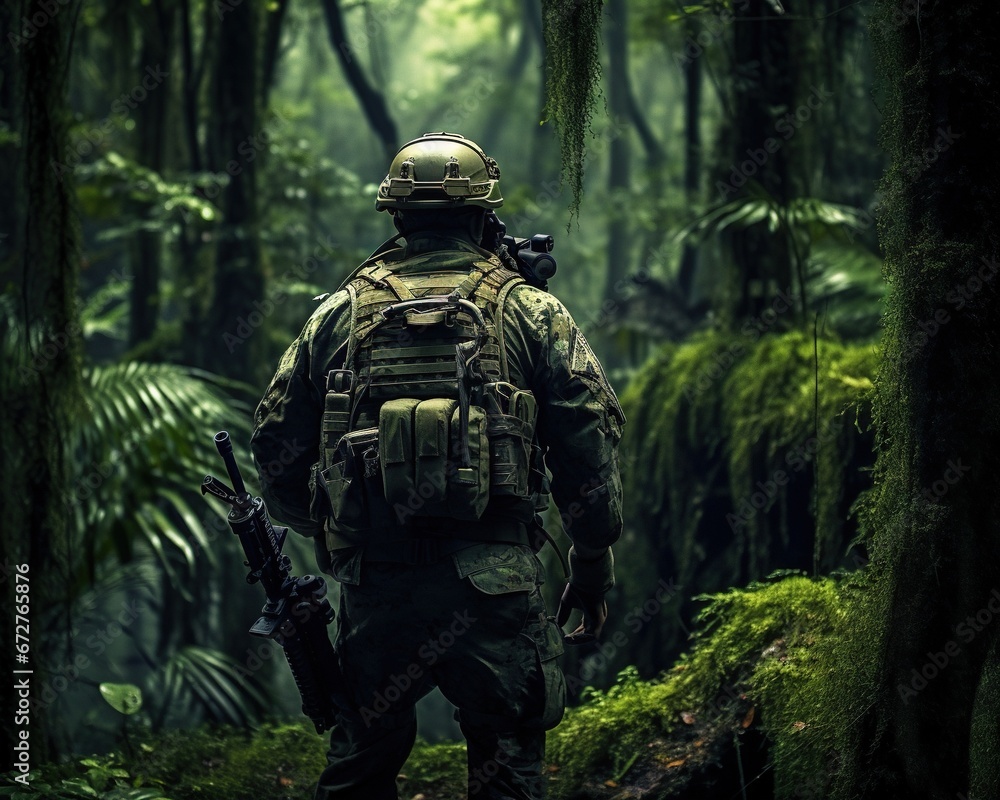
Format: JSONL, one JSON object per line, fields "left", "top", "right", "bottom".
{"left": 100, "top": 682, "right": 144, "bottom": 715}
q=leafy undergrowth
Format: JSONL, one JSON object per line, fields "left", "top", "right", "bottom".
{"left": 3, "top": 575, "right": 850, "bottom": 800}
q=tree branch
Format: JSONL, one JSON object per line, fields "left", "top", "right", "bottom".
{"left": 261, "top": 0, "right": 291, "bottom": 106}
{"left": 319, "top": 0, "right": 398, "bottom": 157}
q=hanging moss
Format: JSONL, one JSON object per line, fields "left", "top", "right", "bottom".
{"left": 613, "top": 329, "right": 876, "bottom": 675}
{"left": 722, "top": 331, "right": 876, "bottom": 577}
{"left": 541, "top": 0, "right": 603, "bottom": 217}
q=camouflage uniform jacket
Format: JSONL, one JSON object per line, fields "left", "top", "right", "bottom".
{"left": 250, "top": 235, "right": 625, "bottom": 563}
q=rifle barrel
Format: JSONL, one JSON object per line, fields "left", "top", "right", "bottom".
{"left": 214, "top": 431, "right": 247, "bottom": 497}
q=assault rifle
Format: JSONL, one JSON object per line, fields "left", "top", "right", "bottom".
{"left": 201, "top": 431, "right": 349, "bottom": 733}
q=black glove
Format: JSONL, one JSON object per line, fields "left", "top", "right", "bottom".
{"left": 555, "top": 546, "right": 614, "bottom": 645}
{"left": 556, "top": 583, "right": 608, "bottom": 645}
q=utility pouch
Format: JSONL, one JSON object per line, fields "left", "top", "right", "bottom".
{"left": 321, "top": 370, "right": 354, "bottom": 470}
{"left": 448, "top": 404, "right": 490, "bottom": 519}
{"left": 324, "top": 427, "right": 379, "bottom": 533}
{"left": 484, "top": 382, "right": 537, "bottom": 498}
{"left": 379, "top": 398, "right": 422, "bottom": 515}
{"left": 378, "top": 398, "right": 490, "bottom": 521}
{"left": 414, "top": 398, "right": 457, "bottom": 516}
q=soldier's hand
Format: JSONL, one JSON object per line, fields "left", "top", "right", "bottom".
{"left": 556, "top": 583, "right": 608, "bottom": 646}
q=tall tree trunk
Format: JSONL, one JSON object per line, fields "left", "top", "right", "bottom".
{"left": 176, "top": 0, "right": 210, "bottom": 370}
{"left": 677, "top": 18, "right": 702, "bottom": 304}
{"left": 477, "top": 15, "right": 533, "bottom": 167}
{"left": 603, "top": 0, "right": 631, "bottom": 302}
{"left": 260, "top": 0, "right": 290, "bottom": 107}
{"left": 205, "top": 0, "right": 264, "bottom": 381}
{"left": 130, "top": 0, "right": 174, "bottom": 347}
{"left": 0, "top": 0, "right": 83, "bottom": 766}
{"left": 843, "top": 2, "right": 1000, "bottom": 797}
{"left": 179, "top": 0, "right": 204, "bottom": 171}
{"left": 724, "top": 0, "right": 796, "bottom": 325}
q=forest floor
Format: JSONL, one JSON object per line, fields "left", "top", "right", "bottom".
{"left": 397, "top": 691, "right": 773, "bottom": 800}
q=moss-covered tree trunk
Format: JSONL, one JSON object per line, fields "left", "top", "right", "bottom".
{"left": 846, "top": 2, "right": 1000, "bottom": 797}
{"left": 0, "top": 0, "right": 82, "bottom": 766}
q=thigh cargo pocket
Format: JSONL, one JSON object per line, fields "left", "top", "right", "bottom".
{"left": 527, "top": 613, "right": 566, "bottom": 730}
{"left": 457, "top": 551, "right": 538, "bottom": 596}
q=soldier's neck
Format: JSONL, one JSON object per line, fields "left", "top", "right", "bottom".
{"left": 403, "top": 230, "right": 481, "bottom": 256}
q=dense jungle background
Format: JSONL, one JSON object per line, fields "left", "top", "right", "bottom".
{"left": 3, "top": 0, "right": 1000, "bottom": 798}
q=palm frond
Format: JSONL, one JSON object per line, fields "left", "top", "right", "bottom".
{"left": 674, "top": 191, "right": 884, "bottom": 339}
{"left": 149, "top": 645, "right": 269, "bottom": 730}
{"left": 806, "top": 241, "right": 885, "bottom": 339}
{"left": 70, "top": 362, "right": 254, "bottom": 589}
{"left": 80, "top": 278, "right": 130, "bottom": 341}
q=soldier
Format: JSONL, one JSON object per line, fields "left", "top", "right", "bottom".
{"left": 250, "top": 132, "right": 625, "bottom": 800}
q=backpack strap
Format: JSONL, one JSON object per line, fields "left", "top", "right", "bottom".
{"left": 360, "top": 263, "right": 416, "bottom": 302}
{"left": 463, "top": 258, "right": 524, "bottom": 384}
{"left": 492, "top": 277, "right": 524, "bottom": 384}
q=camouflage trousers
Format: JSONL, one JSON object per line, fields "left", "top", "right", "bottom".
{"left": 315, "top": 542, "right": 566, "bottom": 800}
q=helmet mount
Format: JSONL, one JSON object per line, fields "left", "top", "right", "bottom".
{"left": 375, "top": 132, "right": 503, "bottom": 212}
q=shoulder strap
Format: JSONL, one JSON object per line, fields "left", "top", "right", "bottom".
{"left": 343, "top": 280, "right": 362, "bottom": 373}
{"left": 330, "top": 235, "right": 406, "bottom": 295}
{"left": 460, "top": 258, "right": 525, "bottom": 384}
{"left": 492, "top": 276, "right": 525, "bottom": 384}
{"left": 355, "top": 263, "right": 416, "bottom": 302}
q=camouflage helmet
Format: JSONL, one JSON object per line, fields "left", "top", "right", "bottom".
{"left": 375, "top": 132, "right": 503, "bottom": 212}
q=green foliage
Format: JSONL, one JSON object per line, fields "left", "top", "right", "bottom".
{"left": 100, "top": 684, "right": 144, "bottom": 716}
{"left": 546, "top": 575, "right": 848, "bottom": 792}
{"left": 675, "top": 190, "right": 885, "bottom": 337}
{"left": 148, "top": 647, "right": 268, "bottom": 730}
{"left": 4, "top": 723, "right": 468, "bottom": 800}
{"left": 396, "top": 741, "right": 468, "bottom": 794}
{"left": 127, "top": 723, "right": 325, "bottom": 800}
{"left": 80, "top": 279, "right": 131, "bottom": 342}
{"left": 0, "top": 755, "right": 170, "bottom": 800}
{"left": 620, "top": 329, "right": 875, "bottom": 597}
{"left": 9, "top": 576, "right": 852, "bottom": 799}
{"left": 723, "top": 331, "right": 875, "bottom": 572}
{"left": 76, "top": 152, "right": 219, "bottom": 230}
{"left": 748, "top": 574, "right": 869, "bottom": 800}
{"left": 68, "top": 362, "right": 252, "bottom": 595}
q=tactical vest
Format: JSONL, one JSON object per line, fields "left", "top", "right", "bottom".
{"left": 310, "top": 247, "right": 542, "bottom": 550}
